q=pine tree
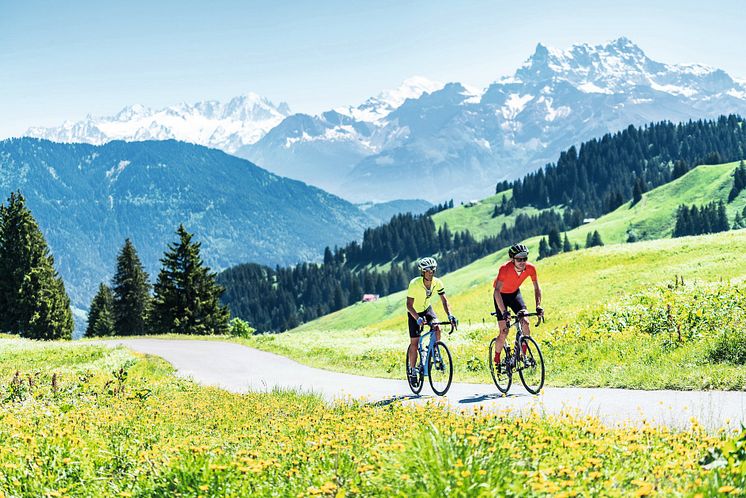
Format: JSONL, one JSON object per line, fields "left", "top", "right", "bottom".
{"left": 728, "top": 161, "right": 746, "bottom": 202}
{"left": 0, "top": 192, "right": 73, "bottom": 339}
{"left": 631, "top": 178, "right": 644, "bottom": 206}
{"left": 586, "top": 230, "right": 604, "bottom": 248}
{"left": 112, "top": 238, "right": 151, "bottom": 335}
{"left": 548, "top": 227, "right": 562, "bottom": 255}
{"left": 563, "top": 233, "right": 572, "bottom": 252}
{"left": 150, "top": 225, "right": 230, "bottom": 335}
{"left": 86, "top": 283, "right": 115, "bottom": 337}
{"left": 538, "top": 237, "right": 550, "bottom": 259}
{"left": 591, "top": 230, "right": 604, "bottom": 247}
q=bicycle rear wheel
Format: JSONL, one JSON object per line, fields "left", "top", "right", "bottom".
{"left": 405, "top": 345, "right": 424, "bottom": 394}
{"left": 428, "top": 341, "right": 453, "bottom": 396}
{"left": 518, "top": 336, "right": 545, "bottom": 395}
{"left": 488, "top": 337, "right": 512, "bottom": 393}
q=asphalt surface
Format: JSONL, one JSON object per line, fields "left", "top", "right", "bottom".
{"left": 104, "top": 338, "right": 746, "bottom": 430}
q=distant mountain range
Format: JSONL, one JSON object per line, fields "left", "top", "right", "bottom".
{"left": 23, "top": 38, "right": 746, "bottom": 203}
{"left": 0, "top": 138, "right": 372, "bottom": 318}
{"left": 26, "top": 94, "right": 292, "bottom": 153}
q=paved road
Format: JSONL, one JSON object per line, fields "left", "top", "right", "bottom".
{"left": 105, "top": 338, "right": 746, "bottom": 430}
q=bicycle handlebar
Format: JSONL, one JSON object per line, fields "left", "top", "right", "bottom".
{"left": 490, "top": 311, "right": 544, "bottom": 327}
{"left": 420, "top": 320, "right": 458, "bottom": 335}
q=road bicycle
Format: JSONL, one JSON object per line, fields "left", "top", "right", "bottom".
{"left": 488, "top": 311, "right": 545, "bottom": 395}
{"left": 406, "top": 320, "right": 456, "bottom": 396}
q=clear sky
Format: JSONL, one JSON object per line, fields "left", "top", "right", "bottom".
{"left": 1, "top": 0, "right": 744, "bottom": 137}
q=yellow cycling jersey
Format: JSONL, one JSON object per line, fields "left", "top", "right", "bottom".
{"left": 407, "top": 276, "right": 445, "bottom": 313}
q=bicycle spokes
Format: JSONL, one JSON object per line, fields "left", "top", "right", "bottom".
{"left": 428, "top": 342, "right": 453, "bottom": 396}
{"left": 518, "top": 337, "right": 545, "bottom": 395}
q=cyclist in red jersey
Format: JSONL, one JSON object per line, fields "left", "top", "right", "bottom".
{"left": 492, "top": 243, "right": 544, "bottom": 365}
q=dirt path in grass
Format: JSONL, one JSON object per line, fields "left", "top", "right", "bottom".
{"left": 106, "top": 338, "right": 746, "bottom": 430}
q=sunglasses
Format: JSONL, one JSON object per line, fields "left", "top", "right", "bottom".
{"left": 513, "top": 257, "right": 528, "bottom": 262}
{"left": 422, "top": 266, "right": 436, "bottom": 272}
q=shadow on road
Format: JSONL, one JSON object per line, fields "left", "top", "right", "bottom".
{"left": 369, "top": 394, "right": 433, "bottom": 407}
{"left": 458, "top": 392, "right": 529, "bottom": 404}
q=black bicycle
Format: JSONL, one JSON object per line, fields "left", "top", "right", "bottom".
{"left": 406, "top": 320, "right": 456, "bottom": 396}
{"left": 488, "top": 311, "right": 545, "bottom": 395}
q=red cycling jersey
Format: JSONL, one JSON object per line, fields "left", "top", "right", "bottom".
{"left": 492, "top": 261, "right": 537, "bottom": 293}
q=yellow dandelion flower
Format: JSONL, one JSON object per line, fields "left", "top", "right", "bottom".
{"left": 719, "top": 486, "right": 736, "bottom": 494}
{"left": 198, "top": 485, "right": 209, "bottom": 491}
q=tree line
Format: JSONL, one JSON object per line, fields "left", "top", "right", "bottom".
{"left": 0, "top": 191, "right": 231, "bottom": 340}
{"left": 509, "top": 115, "right": 746, "bottom": 217}
{"left": 673, "top": 201, "right": 729, "bottom": 238}
{"left": 218, "top": 208, "right": 575, "bottom": 332}
{"left": 86, "top": 226, "right": 230, "bottom": 337}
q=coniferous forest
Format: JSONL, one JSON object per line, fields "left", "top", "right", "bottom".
{"left": 511, "top": 115, "right": 746, "bottom": 216}
{"left": 218, "top": 210, "right": 571, "bottom": 331}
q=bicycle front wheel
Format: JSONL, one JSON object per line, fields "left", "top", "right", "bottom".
{"left": 405, "top": 345, "right": 424, "bottom": 395}
{"left": 428, "top": 341, "right": 453, "bottom": 396}
{"left": 488, "top": 337, "right": 512, "bottom": 393}
{"left": 518, "top": 336, "right": 545, "bottom": 395}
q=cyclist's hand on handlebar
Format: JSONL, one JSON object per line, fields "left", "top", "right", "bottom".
{"left": 501, "top": 310, "right": 511, "bottom": 322}
{"left": 448, "top": 314, "right": 458, "bottom": 326}
{"left": 536, "top": 306, "right": 544, "bottom": 317}
{"left": 416, "top": 316, "right": 425, "bottom": 328}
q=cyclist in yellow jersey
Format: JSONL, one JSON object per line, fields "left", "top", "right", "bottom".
{"left": 406, "top": 257, "right": 457, "bottom": 385}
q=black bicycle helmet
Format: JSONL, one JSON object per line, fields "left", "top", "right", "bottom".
{"left": 508, "top": 243, "right": 529, "bottom": 259}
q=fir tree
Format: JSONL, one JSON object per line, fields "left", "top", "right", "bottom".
{"left": 563, "top": 233, "right": 572, "bottom": 252}
{"left": 150, "top": 225, "right": 230, "bottom": 335}
{"left": 548, "top": 227, "right": 562, "bottom": 255}
{"left": 631, "top": 178, "right": 644, "bottom": 206}
{"left": 86, "top": 283, "right": 115, "bottom": 337}
{"left": 112, "top": 238, "right": 151, "bottom": 335}
{"left": 586, "top": 230, "right": 604, "bottom": 248}
{"left": 728, "top": 161, "right": 746, "bottom": 202}
{"left": 0, "top": 192, "right": 73, "bottom": 339}
{"left": 538, "top": 237, "right": 550, "bottom": 259}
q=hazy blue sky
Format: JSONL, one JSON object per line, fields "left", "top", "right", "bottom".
{"left": 1, "top": 0, "right": 744, "bottom": 137}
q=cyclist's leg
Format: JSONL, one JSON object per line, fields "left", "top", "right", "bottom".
{"left": 493, "top": 293, "right": 517, "bottom": 361}
{"left": 514, "top": 291, "right": 530, "bottom": 337}
{"left": 407, "top": 314, "right": 421, "bottom": 369}
{"left": 513, "top": 291, "right": 532, "bottom": 356}
{"left": 423, "top": 307, "right": 440, "bottom": 342}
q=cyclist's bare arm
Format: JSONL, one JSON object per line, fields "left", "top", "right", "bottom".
{"left": 439, "top": 293, "right": 452, "bottom": 317}
{"left": 406, "top": 297, "right": 420, "bottom": 321}
{"left": 533, "top": 281, "right": 542, "bottom": 308}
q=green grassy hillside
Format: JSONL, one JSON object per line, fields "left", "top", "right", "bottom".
{"left": 431, "top": 190, "right": 546, "bottom": 240}
{"left": 245, "top": 161, "right": 746, "bottom": 389}
{"left": 563, "top": 161, "right": 746, "bottom": 247}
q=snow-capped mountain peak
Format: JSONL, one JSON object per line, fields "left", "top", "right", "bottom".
{"left": 25, "top": 94, "right": 292, "bottom": 152}
{"left": 336, "top": 76, "right": 444, "bottom": 123}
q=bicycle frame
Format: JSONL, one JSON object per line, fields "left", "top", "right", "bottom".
{"left": 488, "top": 311, "right": 545, "bottom": 395}
{"left": 492, "top": 311, "right": 543, "bottom": 368}
{"left": 415, "top": 321, "right": 454, "bottom": 377}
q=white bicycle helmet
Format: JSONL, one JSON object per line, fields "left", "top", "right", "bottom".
{"left": 417, "top": 257, "right": 438, "bottom": 272}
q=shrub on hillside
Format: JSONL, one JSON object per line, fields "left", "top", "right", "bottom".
{"left": 577, "top": 279, "right": 746, "bottom": 362}
{"left": 229, "top": 318, "right": 255, "bottom": 338}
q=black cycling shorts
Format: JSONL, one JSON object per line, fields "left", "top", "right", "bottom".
{"left": 407, "top": 306, "right": 437, "bottom": 338}
{"left": 494, "top": 290, "right": 527, "bottom": 317}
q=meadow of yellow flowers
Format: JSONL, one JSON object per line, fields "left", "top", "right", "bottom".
{"left": 0, "top": 338, "right": 743, "bottom": 497}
